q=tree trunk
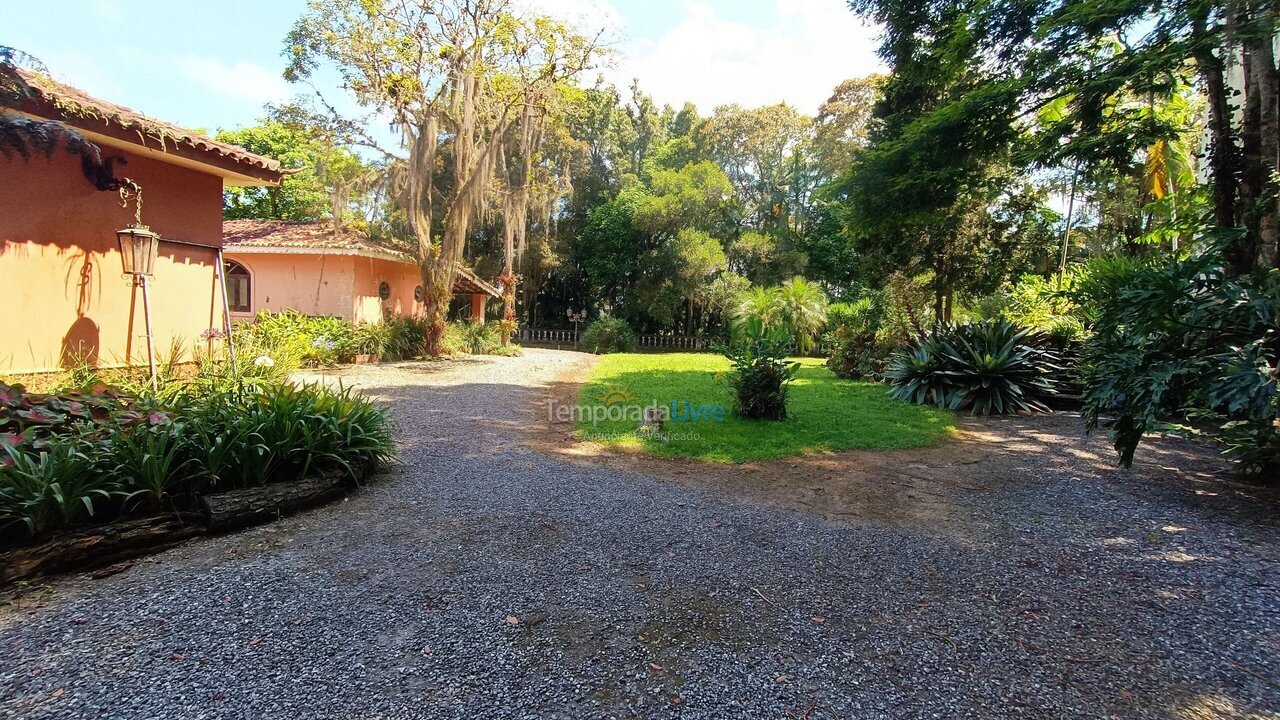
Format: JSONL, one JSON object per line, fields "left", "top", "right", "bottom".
{"left": 0, "top": 517, "right": 204, "bottom": 584}
{"left": 1246, "top": 21, "right": 1280, "bottom": 268}
{"left": 1193, "top": 8, "right": 1244, "bottom": 266}
{"left": 1241, "top": 38, "right": 1265, "bottom": 272}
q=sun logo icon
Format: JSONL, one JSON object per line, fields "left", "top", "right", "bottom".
{"left": 593, "top": 383, "right": 638, "bottom": 406}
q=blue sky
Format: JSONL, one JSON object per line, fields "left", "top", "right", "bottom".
{"left": 7, "top": 0, "right": 882, "bottom": 135}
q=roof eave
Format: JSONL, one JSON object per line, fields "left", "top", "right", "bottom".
{"left": 224, "top": 244, "right": 415, "bottom": 264}
{"left": 13, "top": 98, "right": 284, "bottom": 187}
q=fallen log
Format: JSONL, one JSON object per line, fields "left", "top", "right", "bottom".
{"left": 0, "top": 516, "right": 205, "bottom": 584}
{"left": 200, "top": 471, "right": 348, "bottom": 533}
{"left": 2, "top": 466, "right": 374, "bottom": 584}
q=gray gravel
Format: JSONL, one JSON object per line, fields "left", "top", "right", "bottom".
{"left": 1, "top": 348, "right": 1277, "bottom": 719}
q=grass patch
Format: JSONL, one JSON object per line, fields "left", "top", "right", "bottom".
{"left": 574, "top": 353, "right": 955, "bottom": 463}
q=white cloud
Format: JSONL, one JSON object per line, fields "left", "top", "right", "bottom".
{"left": 519, "top": 0, "right": 625, "bottom": 33}
{"left": 179, "top": 57, "right": 291, "bottom": 106}
{"left": 608, "top": 0, "right": 884, "bottom": 114}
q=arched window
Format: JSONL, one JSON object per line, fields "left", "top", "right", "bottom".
{"left": 378, "top": 281, "right": 391, "bottom": 301}
{"left": 224, "top": 260, "right": 251, "bottom": 313}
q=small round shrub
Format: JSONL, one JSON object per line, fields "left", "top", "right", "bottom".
{"left": 581, "top": 317, "right": 634, "bottom": 354}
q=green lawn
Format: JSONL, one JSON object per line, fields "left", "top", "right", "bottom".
{"left": 573, "top": 353, "right": 955, "bottom": 463}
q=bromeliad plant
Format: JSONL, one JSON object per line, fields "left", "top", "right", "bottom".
{"left": 885, "top": 320, "right": 1061, "bottom": 415}
{"left": 718, "top": 317, "right": 800, "bottom": 420}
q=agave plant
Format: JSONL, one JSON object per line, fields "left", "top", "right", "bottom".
{"left": 886, "top": 321, "right": 1061, "bottom": 415}
{"left": 883, "top": 337, "right": 953, "bottom": 406}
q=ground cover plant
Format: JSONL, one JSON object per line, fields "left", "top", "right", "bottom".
{"left": 574, "top": 352, "right": 953, "bottom": 463}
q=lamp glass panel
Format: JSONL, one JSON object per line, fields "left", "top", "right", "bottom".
{"left": 117, "top": 230, "right": 137, "bottom": 274}
{"left": 135, "top": 233, "right": 158, "bottom": 276}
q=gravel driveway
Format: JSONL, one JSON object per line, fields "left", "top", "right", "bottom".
{"left": 1, "top": 348, "right": 1277, "bottom": 719}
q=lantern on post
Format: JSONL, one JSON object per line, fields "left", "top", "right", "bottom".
{"left": 115, "top": 181, "right": 161, "bottom": 392}
{"left": 566, "top": 308, "right": 587, "bottom": 347}
{"left": 116, "top": 224, "right": 160, "bottom": 277}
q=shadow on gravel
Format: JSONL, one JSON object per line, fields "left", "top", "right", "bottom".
{"left": 3, "top": 352, "right": 1278, "bottom": 719}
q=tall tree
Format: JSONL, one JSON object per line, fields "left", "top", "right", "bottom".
{"left": 843, "top": 0, "right": 1279, "bottom": 273}
{"left": 698, "top": 103, "right": 811, "bottom": 232}
{"left": 217, "top": 119, "right": 369, "bottom": 222}
{"left": 285, "top": 0, "right": 602, "bottom": 353}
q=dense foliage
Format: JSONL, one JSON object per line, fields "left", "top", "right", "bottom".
{"left": 581, "top": 317, "right": 636, "bottom": 355}
{"left": 886, "top": 321, "right": 1061, "bottom": 415}
{"left": 0, "top": 381, "right": 394, "bottom": 542}
{"left": 825, "top": 297, "right": 893, "bottom": 380}
{"left": 443, "top": 320, "right": 519, "bottom": 356}
{"left": 732, "top": 279, "right": 830, "bottom": 354}
{"left": 216, "top": 119, "right": 372, "bottom": 223}
{"left": 1076, "top": 244, "right": 1280, "bottom": 473}
{"left": 236, "top": 310, "right": 427, "bottom": 369}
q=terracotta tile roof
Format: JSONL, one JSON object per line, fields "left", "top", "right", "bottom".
{"left": 223, "top": 220, "right": 500, "bottom": 297}
{"left": 16, "top": 69, "right": 284, "bottom": 183}
{"left": 223, "top": 220, "right": 413, "bottom": 258}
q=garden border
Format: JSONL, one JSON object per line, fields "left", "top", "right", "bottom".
{"left": 0, "top": 463, "right": 375, "bottom": 585}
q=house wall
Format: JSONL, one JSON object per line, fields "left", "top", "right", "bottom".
{"left": 0, "top": 148, "right": 225, "bottom": 374}
{"left": 351, "top": 256, "right": 424, "bottom": 323}
{"left": 222, "top": 252, "right": 426, "bottom": 324}
{"left": 223, "top": 252, "right": 358, "bottom": 322}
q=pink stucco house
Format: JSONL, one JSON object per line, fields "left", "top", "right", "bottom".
{"left": 222, "top": 220, "right": 500, "bottom": 324}
{"left": 1, "top": 71, "right": 284, "bottom": 375}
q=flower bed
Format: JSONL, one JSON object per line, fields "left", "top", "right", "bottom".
{"left": 0, "top": 380, "right": 395, "bottom": 579}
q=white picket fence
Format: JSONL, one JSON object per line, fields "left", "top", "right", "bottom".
{"left": 519, "top": 328, "right": 716, "bottom": 351}
{"left": 520, "top": 328, "right": 580, "bottom": 345}
{"left": 635, "top": 334, "right": 715, "bottom": 350}
{"left": 519, "top": 328, "right": 828, "bottom": 355}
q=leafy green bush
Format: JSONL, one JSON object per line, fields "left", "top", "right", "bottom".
{"left": 381, "top": 316, "right": 428, "bottom": 360}
{"left": 0, "top": 443, "right": 104, "bottom": 536}
{"left": 886, "top": 320, "right": 1062, "bottom": 415}
{"left": 444, "top": 319, "right": 500, "bottom": 354}
{"left": 1074, "top": 245, "right": 1279, "bottom": 474}
{"left": 582, "top": 317, "right": 635, "bottom": 354}
{"left": 0, "top": 381, "right": 396, "bottom": 542}
{"left": 719, "top": 318, "right": 799, "bottom": 420}
{"left": 231, "top": 310, "right": 428, "bottom": 373}
{"left": 441, "top": 320, "right": 519, "bottom": 356}
{"left": 825, "top": 296, "right": 895, "bottom": 380}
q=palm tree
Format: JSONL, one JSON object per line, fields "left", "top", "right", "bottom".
{"left": 732, "top": 286, "right": 781, "bottom": 333}
{"left": 773, "top": 277, "right": 829, "bottom": 353}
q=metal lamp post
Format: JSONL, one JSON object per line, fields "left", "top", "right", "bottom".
{"left": 566, "top": 308, "right": 587, "bottom": 347}
{"left": 116, "top": 223, "right": 161, "bottom": 392}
